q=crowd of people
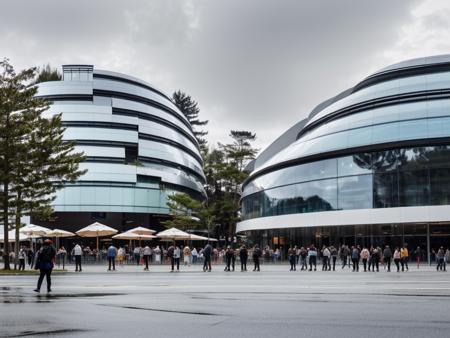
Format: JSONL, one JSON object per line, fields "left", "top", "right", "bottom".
{"left": 2, "top": 241, "right": 449, "bottom": 293}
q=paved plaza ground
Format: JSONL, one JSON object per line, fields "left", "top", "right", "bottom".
{"left": 0, "top": 263, "right": 449, "bottom": 338}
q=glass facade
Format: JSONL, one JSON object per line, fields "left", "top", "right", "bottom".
{"left": 242, "top": 145, "right": 450, "bottom": 220}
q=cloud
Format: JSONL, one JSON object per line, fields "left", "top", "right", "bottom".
{"left": 2, "top": 0, "right": 448, "bottom": 154}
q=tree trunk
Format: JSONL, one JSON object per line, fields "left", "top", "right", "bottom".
{"left": 3, "top": 182, "right": 10, "bottom": 270}
{"left": 14, "top": 195, "right": 21, "bottom": 270}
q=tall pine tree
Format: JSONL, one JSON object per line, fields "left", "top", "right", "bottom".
{"left": 172, "top": 90, "right": 208, "bottom": 152}
{"left": 0, "top": 59, "right": 85, "bottom": 270}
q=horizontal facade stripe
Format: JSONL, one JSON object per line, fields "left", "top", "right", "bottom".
{"left": 138, "top": 156, "right": 206, "bottom": 183}
{"left": 298, "top": 89, "right": 450, "bottom": 140}
{"left": 112, "top": 108, "right": 199, "bottom": 149}
{"left": 93, "top": 73, "right": 171, "bottom": 101}
{"left": 62, "top": 121, "right": 138, "bottom": 131}
{"left": 38, "top": 94, "right": 92, "bottom": 101}
{"left": 93, "top": 89, "right": 192, "bottom": 132}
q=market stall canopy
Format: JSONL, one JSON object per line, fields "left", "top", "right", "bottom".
{"left": 128, "top": 226, "right": 157, "bottom": 236}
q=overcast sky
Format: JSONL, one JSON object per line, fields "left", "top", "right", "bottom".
{"left": 2, "top": 0, "right": 450, "bottom": 153}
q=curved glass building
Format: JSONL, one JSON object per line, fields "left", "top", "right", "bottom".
{"left": 238, "top": 55, "right": 450, "bottom": 256}
{"left": 34, "top": 65, "right": 205, "bottom": 231}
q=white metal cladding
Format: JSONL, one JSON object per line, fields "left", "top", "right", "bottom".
{"left": 36, "top": 65, "right": 205, "bottom": 214}
{"left": 236, "top": 205, "right": 450, "bottom": 233}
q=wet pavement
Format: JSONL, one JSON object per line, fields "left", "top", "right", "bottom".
{"left": 1, "top": 264, "right": 449, "bottom": 337}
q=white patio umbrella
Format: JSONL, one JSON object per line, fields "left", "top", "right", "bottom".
{"left": 19, "top": 224, "right": 52, "bottom": 237}
{"left": 0, "top": 229, "right": 30, "bottom": 243}
{"left": 112, "top": 231, "right": 157, "bottom": 249}
{"left": 47, "top": 229, "right": 76, "bottom": 250}
{"left": 128, "top": 226, "right": 157, "bottom": 236}
{"left": 156, "top": 227, "right": 192, "bottom": 243}
{"left": 189, "top": 234, "right": 209, "bottom": 241}
{"left": 76, "top": 222, "right": 118, "bottom": 250}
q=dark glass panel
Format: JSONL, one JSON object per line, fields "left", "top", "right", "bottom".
{"left": 373, "top": 172, "right": 399, "bottom": 208}
{"left": 430, "top": 168, "right": 450, "bottom": 205}
{"left": 398, "top": 169, "right": 430, "bottom": 206}
{"left": 338, "top": 174, "right": 373, "bottom": 210}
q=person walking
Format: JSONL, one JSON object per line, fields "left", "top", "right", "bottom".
{"left": 383, "top": 245, "right": 392, "bottom": 272}
{"left": 239, "top": 245, "right": 248, "bottom": 271}
{"left": 117, "top": 247, "right": 125, "bottom": 266}
{"left": 34, "top": 239, "right": 56, "bottom": 293}
{"left": 18, "top": 246, "right": 27, "bottom": 271}
{"left": 322, "top": 246, "right": 330, "bottom": 271}
{"left": 173, "top": 245, "right": 181, "bottom": 271}
{"left": 308, "top": 245, "right": 317, "bottom": 271}
{"left": 253, "top": 245, "right": 262, "bottom": 271}
{"left": 203, "top": 243, "right": 212, "bottom": 272}
{"left": 351, "top": 246, "right": 360, "bottom": 272}
{"left": 393, "top": 247, "right": 401, "bottom": 272}
{"left": 288, "top": 246, "right": 296, "bottom": 271}
{"left": 183, "top": 246, "right": 191, "bottom": 266}
{"left": 143, "top": 245, "right": 152, "bottom": 270}
{"left": 72, "top": 243, "right": 82, "bottom": 272}
{"left": 154, "top": 245, "right": 162, "bottom": 264}
{"left": 107, "top": 244, "right": 117, "bottom": 271}
{"left": 400, "top": 245, "right": 409, "bottom": 271}
{"left": 361, "top": 247, "right": 369, "bottom": 272}
{"left": 225, "top": 246, "right": 235, "bottom": 272}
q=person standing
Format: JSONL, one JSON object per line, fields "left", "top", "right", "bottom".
{"left": 27, "top": 247, "right": 34, "bottom": 268}
{"left": 330, "top": 245, "right": 338, "bottom": 271}
{"left": 253, "top": 245, "right": 262, "bottom": 271}
{"left": 183, "top": 246, "right": 191, "bottom": 266}
{"left": 308, "top": 245, "right": 317, "bottom": 271}
{"left": 154, "top": 245, "right": 162, "bottom": 264}
{"left": 436, "top": 247, "right": 445, "bottom": 271}
{"left": 300, "top": 247, "right": 308, "bottom": 271}
{"left": 18, "top": 246, "right": 27, "bottom": 271}
{"left": 133, "top": 246, "right": 141, "bottom": 265}
{"left": 167, "top": 245, "right": 175, "bottom": 271}
{"left": 117, "top": 247, "right": 125, "bottom": 266}
{"left": 72, "top": 243, "right": 82, "bottom": 272}
{"left": 322, "top": 246, "right": 330, "bottom": 271}
{"left": 361, "top": 247, "right": 369, "bottom": 272}
{"left": 143, "top": 245, "right": 152, "bottom": 270}
{"left": 288, "top": 246, "right": 296, "bottom": 271}
{"left": 400, "top": 245, "right": 409, "bottom": 271}
{"left": 371, "top": 247, "right": 380, "bottom": 272}
{"left": 414, "top": 246, "right": 421, "bottom": 268}
{"left": 225, "top": 246, "right": 235, "bottom": 272}
{"left": 393, "top": 247, "right": 401, "bottom": 272}
{"left": 351, "top": 246, "right": 360, "bottom": 272}
{"left": 239, "top": 245, "right": 248, "bottom": 271}
{"left": 191, "top": 247, "right": 198, "bottom": 264}
{"left": 383, "top": 245, "right": 392, "bottom": 272}
{"left": 107, "top": 244, "right": 117, "bottom": 271}
{"left": 34, "top": 239, "right": 56, "bottom": 293}
{"left": 173, "top": 245, "right": 181, "bottom": 271}
{"left": 340, "top": 245, "right": 350, "bottom": 269}
{"left": 203, "top": 243, "right": 212, "bottom": 272}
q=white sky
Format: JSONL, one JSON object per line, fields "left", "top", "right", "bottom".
{"left": 1, "top": 0, "right": 450, "bottom": 154}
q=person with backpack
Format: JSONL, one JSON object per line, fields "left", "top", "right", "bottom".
{"left": 340, "top": 245, "right": 350, "bottom": 269}
{"left": 308, "top": 245, "right": 317, "bottom": 271}
{"left": 400, "top": 245, "right": 409, "bottom": 271}
{"left": 34, "top": 239, "right": 56, "bottom": 293}
{"left": 360, "top": 247, "right": 369, "bottom": 272}
{"left": 173, "top": 245, "right": 181, "bottom": 271}
{"left": 351, "top": 246, "right": 360, "bottom": 272}
{"left": 167, "top": 245, "right": 175, "bottom": 271}
{"left": 203, "top": 243, "right": 212, "bottom": 272}
{"left": 436, "top": 247, "right": 445, "bottom": 271}
{"left": 288, "top": 246, "right": 296, "bottom": 271}
{"left": 253, "top": 245, "right": 262, "bottom": 271}
{"left": 239, "top": 245, "right": 248, "bottom": 271}
{"left": 299, "top": 247, "right": 308, "bottom": 271}
{"left": 329, "top": 245, "right": 338, "bottom": 271}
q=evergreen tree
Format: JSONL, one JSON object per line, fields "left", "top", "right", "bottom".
{"left": 0, "top": 59, "right": 85, "bottom": 270}
{"left": 162, "top": 193, "right": 204, "bottom": 231}
{"left": 32, "top": 64, "right": 61, "bottom": 84}
{"left": 172, "top": 90, "right": 208, "bottom": 152}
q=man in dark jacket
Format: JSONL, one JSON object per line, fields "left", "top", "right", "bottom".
{"left": 34, "top": 239, "right": 56, "bottom": 293}
{"left": 253, "top": 245, "right": 262, "bottom": 271}
{"left": 203, "top": 243, "right": 212, "bottom": 272}
{"left": 224, "top": 246, "right": 235, "bottom": 272}
{"left": 239, "top": 245, "right": 248, "bottom": 271}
